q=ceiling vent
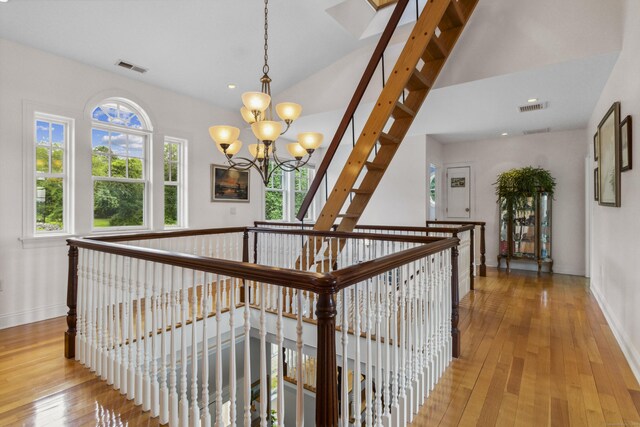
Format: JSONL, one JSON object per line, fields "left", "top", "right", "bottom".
{"left": 518, "top": 101, "right": 547, "bottom": 113}
{"left": 523, "top": 128, "right": 550, "bottom": 135}
{"left": 116, "top": 60, "right": 148, "bottom": 74}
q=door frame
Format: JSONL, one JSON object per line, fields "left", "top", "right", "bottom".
{"left": 444, "top": 162, "right": 475, "bottom": 220}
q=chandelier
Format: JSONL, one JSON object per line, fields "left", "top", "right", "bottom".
{"left": 209, "top": 0, "right": 323, "bottom": 185}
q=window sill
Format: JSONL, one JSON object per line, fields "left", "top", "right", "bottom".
{"left": 20, "top": 233, "right": 77, "bottom": 249}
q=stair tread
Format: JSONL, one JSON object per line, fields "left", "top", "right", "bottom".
{"left": 406, "top": 68, "right": 432, "bottom": 92}
{"left": 443, "top": 0, "right": 465, "bottom": 29}
{"left": 379, "top": 132, "right": 402, "bottom": 146}
{"left": 337, "top": 213, "right": 359, "bottom": 218}
{"left": 364, "top": 161, "right": 386, "bottom": 171}
{"left": 423, "top": 35, "right": 449, "bottom": 62}
{"left": 351, "top": 188, "right": 373, "bottom": 195}
{"left": 392, "top": 101, "right": 416, "bottom": 120}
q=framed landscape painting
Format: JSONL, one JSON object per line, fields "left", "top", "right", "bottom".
{"left": 621, "top": 115, "right": 632, "bottom": 171}
{"left": 597, "top": 102, "right": 621, "bottom": 207}
{"left": 211, "top": 164, "right": 250, "bottom": 202}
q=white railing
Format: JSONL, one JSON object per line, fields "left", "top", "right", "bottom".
{"left": 67, "top": 226, "right": 460, "bottom": 426}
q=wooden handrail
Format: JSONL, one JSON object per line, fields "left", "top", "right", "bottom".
{"left": 427, "top": 220, "right": 487, "bottom": 277}
{"left": 254, "top": 221, "right": 474, "bottom": 234}
{"left": 247, "top": 226, "right": 445, "bottom": 244}
{"left": 89, "top": 226, "right": 248, "bottom": 242}
{"left": 296, "top": 0, "right": 411, "bottom": 221}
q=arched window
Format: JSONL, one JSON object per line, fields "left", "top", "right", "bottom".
{"left": 91, "top": 98, "right": 152, "bottom": 229}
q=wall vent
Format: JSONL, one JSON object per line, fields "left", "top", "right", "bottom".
{"left": 518, "top": 102, "right": 547, "bottom": 113}
{"left": 116, "top": 60, "right": 148, "bottom": 74}
{"left": 523, "top": 127, "right": 550, "bottom": 135}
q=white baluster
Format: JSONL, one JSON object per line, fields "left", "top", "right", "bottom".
{"left": 190, "top": 270, "right": 200, "bottom": 427}
{"left": 229, "top": 277, "right": 237, "bottom": 426}
{"left": 259, "top": 282, "right": 267, "bottom": 427}
{"left": 151, "top": 260, "right": 160, "bottom": 418}
{"left": 107, "top": 253, "right": 116, "bottom": 386}
{"left": 159, "top": 265, "right": 170, "bottom": 424}
{"left": 179, "top": 269, "right": 189, "bottom": 427}
{"left": 375, "top": 274, "right": 383, "bottom": 426}
{"left": 353, "top": 284, "right": 361, "bottom": 426}
{"left": 169, "top": 266, "right": 179, "bottom": 427}
{"left": 201, "top": 273, "right": 212, "bottom": 427}
{"left": 76, "top": 248, "right": 85, "bottom": 363}
{"left": 120, "top": 257, "right": 129, "bottom": 395}
{"left": 113, "top": 256, "right": 123, "bottom": 391}
{"left": 340, "top": 288, "right": 349, "bottom": 427}
{"left": 86, "top": 250, "right": 95, "bottom": 370}
{"left": 244, "top": 276, "right": 252, "bottom": 427}
{"left": 96, "top": 252, "right": 104, "bottom": 378}
{"left": 365, "top": 279, "right": 373, "bottom": 427}
{"left": 128, "top": 258, "right": 137, "bottom": 401}
{"left": 216, "top": 275, "right": 223, "bottom": 427}
{"left": 277, "top": 285, "right": 284, "bottom": 426}
{"left": 391, "top": 267, "right": 399, "bottom": 426}
{"left": 135, "top": 259, "right": 144, "bottom": 406}
{"left": 296, "top": 288, "right": 305, "bottom": 427}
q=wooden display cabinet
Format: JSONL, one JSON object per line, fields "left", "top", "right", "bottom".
{"left": 497, "top": 192, "right": 553, "bottom": 273}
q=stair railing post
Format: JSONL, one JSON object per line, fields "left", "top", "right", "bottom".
{"left": 450, "top": 246, "right": 460, "bottom": 358}
{"left": 315, "top": 291, "right": 339, "bottom": 426}
{"left": 480, "top": 224, "right": 487, "bottom": 276}
{"left": 469, "top": 228, "right": 475, "bottom": 291}
{"left": 65, "top": 243, "right": 79, "bottom": 359}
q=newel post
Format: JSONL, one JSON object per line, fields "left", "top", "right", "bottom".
{"left": 315, "top": 291, "right": 339, "bottom": 426}
{"left": 479, "top": 224, "right": 487, "bottom": 276}
{"left": 451, "top": 246, "right": 460, "bottom": 358}
{"left": 469, "top": 228, "right": 475, "bottom": 291}
{"left": 64, "top": 243, "right": 79, "bottom": 359}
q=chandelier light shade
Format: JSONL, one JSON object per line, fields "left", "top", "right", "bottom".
{"left": 248, "top": 143, "right": 273, "bottom": 160}
{"left": 251, "top": 120, "right": 282, "bottom": 143}
{"left": 276, "top": 102, "right": 302, "bottom": 123}
{"left": 241, "top": 92, "right": 271, "bottom": 114}
{"left": 298, "top": 132, "right": 323, "bottom": 151}
{"left": 240, "top": 107, "right": 258, "bottom": 124}
{"left": 209, "top": 0, "right": 323, "bottom": 185}
{"left": 287, "top": 142, "right": 307, "bottom": 160}
{"left": 209, "top": 126, "right": 240, "bottom": 146}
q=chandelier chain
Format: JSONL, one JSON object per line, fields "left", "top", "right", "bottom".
{"left": 263, "top": 0, "right": 269, "bottom": 75}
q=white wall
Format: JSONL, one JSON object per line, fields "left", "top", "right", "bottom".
{"left": 0, "top": 39, "right": 264, "bottom": 328}
{"left": 587, "top": 0, "right": 640, "bottom": 382}
{"left": 442, "top": 129, "right": 587, "bottom": 276}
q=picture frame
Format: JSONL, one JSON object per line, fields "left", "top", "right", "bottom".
{"left": 210, "top": 164, "right": 250, "bottom": 202}
{"left": 597, "top": 102, "right": 621, "bottom": 207}
{"left": 620, "top": 115, "right": 632, "bottom": 171}
{"left": 593, "top": 132, "right": 599, "bottom": 161}
{"left": 594, "top": 167, "right": 599, "bottom": 201}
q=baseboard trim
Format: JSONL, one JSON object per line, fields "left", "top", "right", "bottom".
{"left": 591, "top": 284, "right": 640, "bottom": 384}
{"left": 0, "top": 303, "right": 67, "bottom": 330}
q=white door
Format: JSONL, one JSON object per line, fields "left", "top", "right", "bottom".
{"left": 446, "top": 166, "right": 471, "bottom": 218}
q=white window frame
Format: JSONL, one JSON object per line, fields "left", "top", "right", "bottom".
{"left": 90, "top": 99, "right": 152, "bottom": 232}
{"left": 163, "top": 137, "right": 188, "bottom": 229}
{"left": 22, "top": 107, "right": 75, "bottom": 244}
{"left": 263, "top": 164, "right": 315, "bottom": 222}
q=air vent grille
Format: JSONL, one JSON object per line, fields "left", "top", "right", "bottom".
{"left": 523, "top": 128, "right": 550, "bottom": 135}
{"left": 116, "top": 60, "right": 148, "bottom": 74}
{"left": 518, "top": 102, "right": 547, "bottom": 113}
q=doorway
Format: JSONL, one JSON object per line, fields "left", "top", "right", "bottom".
{"left": 446, "top": 166, "right": 471, "bottom": 219}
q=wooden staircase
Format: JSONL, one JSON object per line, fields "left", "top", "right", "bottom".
{"left": 296, "top": 0, "right": 479, "bottom": 269}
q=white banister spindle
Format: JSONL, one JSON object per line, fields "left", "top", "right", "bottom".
{"left": 201, "top": 273, "right": 212, "bottom": 427}
{"left": 383, "top": 246, "right": 391, "bottom": 425}
{"left": 244, "top": 278, "right": 253, "bottom": 427}
{"left": 159, "top": 266, "right": 170, "bottom": 424}
{"left": 169, "top": 266, "right": 179, "bottom": 427}
{"left": 190, "top": 270, "right": 200, "bottom": 427}
{"left": 87, "top": 250, "right": 95, "bottom": 371}
{"left": 391, "top": 267, "right": 399, "bottom": 425}
{"left": 340, "top": 287, "right": 348, "bottom": 427}
{"left": 142, "top": 260, "right": 151, "bottom": 412}
{"left": 296, "top": 288, "right": 304, "bottom": 427}
{"left": 179, "top": 268, "right": 189, "bottom": 427}
{"left": 229, "top": 277, "right": 237, "bottom": 426}
{"left": 375, "top": 274, "right": 383, "bottom": 426}
{"left": 107, "top": 253, "right": 116, "bottom": 386}
{"left": 277, "top": 284, "right": 284, "bottom": 426}
{"left": 120, "top": 257, "right": 130, "bottom": 396}
{"left": 216, "top": 275, "right": 223, "bottom": 427}
{"left": 96, "top": 252, "right": 105, "bottom": 378}
{"left": 135, "top": 259, "right": 144, "bottom": 406}
{"left": 259, "top": 281, "right": 267, "bottom": 427}
{"left": 127, "top": 258, "right": 137, "bottom": 400}
{"left": 114, "top": 256, "right": 123, "bottom": 391}
{"left": 76, "top": 249, "right": 85, "bottom": 363}
{"left": 151, "top": 261, "right": 160, "bottom": 418}
{"left": 353, "top": 283, "right": 361, "bottom": 426}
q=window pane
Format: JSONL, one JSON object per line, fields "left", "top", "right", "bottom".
{"left": 51, "top": 123, "right": 64, "bottom": 145}
{"left": 94, "top": 181, "right": 144, "bottom": 227}
{"left": 164, "top": 185, "right": 178, "bottom": 226}
{"left": 110, "top": 132, "right": 127, "bottom": 156}
{"left": 128, "top": 157, "right": 143, "bottom": 179}
{"left": 265, "top": 190, "right": 284, "bottom": 220}
{"left": 52, "top": 148, "right": 64, "bottom": 173}
{"left": 267, "top": 168, "right": 283, "bottom": 190}
{"left": 171, "top": 162, "right": 179, "bottom": 182}
{"left": 92, "top": 129, "right": 109, "bottom": 153}
{"left": 92, "top": 107, "right": 109, "bottom": 123}
{"left": 295, "top": 192, "right": 305, "bottom": 216}
{"left": 111, "top": 156, "right": 127, "bottom": 178}
{"left": 164, "top": 160, "right": 171, "bottom": 181}
{"left": 36, "top": 146, "right": 49, "bottom": 173}
{"left": 92, "top": 153, "right": 109, "bottom": 177}
{"left": 128, "top": 134, "right": 144, "bottom": 158}
{"left": 36, "top": 121, "right": 50, "bottom": 145}
{"left": 35, "top": 177, "right": 63, "bottom": 232}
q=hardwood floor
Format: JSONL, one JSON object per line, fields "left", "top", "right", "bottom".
{"left": 412, "top": 269, "right": 640, "bottom": 426}
{"left": 0, "top": 269, "right": 638, "bottom": 426}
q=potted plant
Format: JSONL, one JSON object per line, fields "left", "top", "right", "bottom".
{"left": 494, "top": 166, "right": 556, "bottom": 210}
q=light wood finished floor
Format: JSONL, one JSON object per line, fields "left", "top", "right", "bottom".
{"left": 0, "top": 269, "right": 639, "bottom": 426}
{"left": 412, "top": 269, "right": 640, "bottom": 426}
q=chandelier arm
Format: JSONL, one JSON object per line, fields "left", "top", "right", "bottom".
{"left": 224, "top": 156, "right": 262, "bottom": 171}
{"left": 279, "top": 121, "right": 291, "bottom": 136}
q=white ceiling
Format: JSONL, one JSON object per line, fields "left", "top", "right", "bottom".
{"left": 0, "top": 0, "right": 377, "bottom": 109}
{"left": 0, "top": 0, "right": 626, "bottom": 143}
